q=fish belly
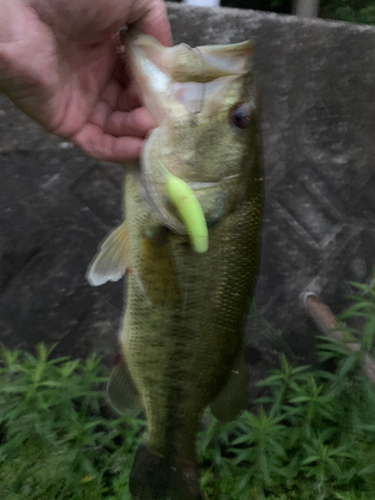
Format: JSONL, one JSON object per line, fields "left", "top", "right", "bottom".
{"left": 121, "top": 172, "right": 261, "bottom": 460}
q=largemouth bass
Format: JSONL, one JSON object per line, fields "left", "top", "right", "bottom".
{"left": 87, "top": 30, "right": 262, "bottom": 500}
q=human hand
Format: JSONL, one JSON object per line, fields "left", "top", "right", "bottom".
{"left": 0, "top": 0, "right": 171, "bottom": 162}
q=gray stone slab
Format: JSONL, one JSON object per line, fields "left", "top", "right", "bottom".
{"left": 54, "top": 283, "right": 123, "bottom": 365}
{"left": 167, "top": 4, "right": 375, "bottom": 361}
{"left": 1, "top": 4, "right": 375, "bottom": 366}
{"left": 0, "top": 145, "right": 125, "bottom": 359}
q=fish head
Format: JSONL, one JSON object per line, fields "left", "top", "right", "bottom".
{"left": 124, "top": 30, "right": 261, "bottom": 235}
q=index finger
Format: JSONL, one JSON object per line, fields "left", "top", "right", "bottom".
{"left": 129, "top": 0, "right": 172, "bottom": 47}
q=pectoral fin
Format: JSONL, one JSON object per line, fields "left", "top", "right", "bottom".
{"left": 209, "top": 348, "right": 249, "bottom": 422}
{"left": 139, "top": 234, "right": 180, "bottom": 305}
{"left": 86, "top": 222, "right": 130, "bottom": 286}
{"left": 107, "top": 352, "right": 141, "bottom": 415}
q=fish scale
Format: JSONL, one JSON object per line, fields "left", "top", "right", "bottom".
{"left": 123, "top": 170, "right": 262, "bottom": 455}
{"left": 87, "top": 31, "right": 262, "bottom": 500}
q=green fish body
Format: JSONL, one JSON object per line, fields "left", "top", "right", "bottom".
{"left": 87, "top": 31, "right": 262, "bottom": 500}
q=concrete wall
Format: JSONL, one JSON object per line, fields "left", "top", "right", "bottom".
{"left": 1, "top": 3, "right": 375, "bottom": 366}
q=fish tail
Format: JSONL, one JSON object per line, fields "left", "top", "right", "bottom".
{"left": 129, "top": 443, "right": 201, "bottom": 500}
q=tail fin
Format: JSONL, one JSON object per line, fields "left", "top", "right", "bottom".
{"left": 129, "top": 444, "right": 201, "bottom": 500}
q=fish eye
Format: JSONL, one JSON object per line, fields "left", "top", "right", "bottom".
{"left": 229, "top": 103, "right": 252, "bottom": 130}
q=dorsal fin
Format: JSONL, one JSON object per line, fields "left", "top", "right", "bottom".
{"left": 86, "top": 222, "right": 130, "bottom": 286}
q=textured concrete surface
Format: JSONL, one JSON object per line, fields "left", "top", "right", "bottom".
{"left": 1, "top": 4, "right": 375, "bottom": 372}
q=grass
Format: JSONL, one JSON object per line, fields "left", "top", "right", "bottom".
{"left": 0, "top": 347, "right": 144, "bottom": 500}
{"left": 1, "top": 279, "right": 375, "bottom": 499}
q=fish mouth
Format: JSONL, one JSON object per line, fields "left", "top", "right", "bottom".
{"left": 122, "top": 29, "right": 253, "bottom": 122}
{"left": 121, "top": 30, "right": 254, "bottom": 248}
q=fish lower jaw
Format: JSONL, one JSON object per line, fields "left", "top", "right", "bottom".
{"left": 186, "top": 181, "right": 217, "bottom": 189}
{"left": 186, "top": 174, "right": 240, "bottom": 190}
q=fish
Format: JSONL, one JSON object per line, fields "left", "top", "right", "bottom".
{"left": 87, "top": 29, "right": 263, "bottom": 500}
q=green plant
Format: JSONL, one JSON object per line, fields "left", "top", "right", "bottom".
{"left": 320, "top": 0, "right": 375, "bottom": 24}
{"left": 0, "top": 344, "right": 144, "bottom": 500}
{"left": 1, "top": 278, "right": 375, "bottom": 499}
{"left": 198, "top": 278, "right": 375, "bottom": 500}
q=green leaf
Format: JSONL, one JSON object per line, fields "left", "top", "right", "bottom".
{"left": 338, "top": 352, "right": 361, "bottom": 377}
{"left": 358, "top": 463, "right": 375, "bottom": 476}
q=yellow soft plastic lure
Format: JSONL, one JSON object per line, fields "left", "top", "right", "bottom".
{"left": 159, "top": 161, "right": 208, "bottom": 253}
